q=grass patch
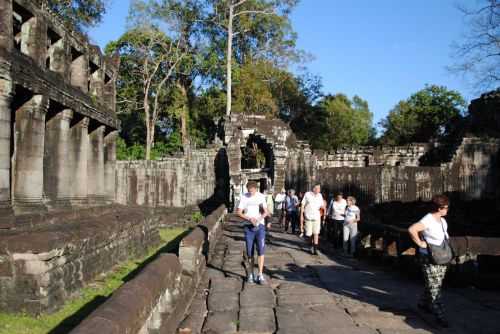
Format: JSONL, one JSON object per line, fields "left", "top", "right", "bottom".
{"left": 0, "top": 227, "right": 190, "bottom": 334}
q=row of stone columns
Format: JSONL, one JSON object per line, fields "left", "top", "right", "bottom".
{"left": 0, "top": 88, "right": 117, "bottom": 214}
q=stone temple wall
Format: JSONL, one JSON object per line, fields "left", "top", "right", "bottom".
{"left": 286, "top": 137, "right": 499, "bottom": 205}
{"left": 314, "top": 143, "right": 429, "bottom": 168}
{"left": 0, "top": 0, "right": 120, "bottom": 227}
{"left": 115, "top": 148, "right": 227, "bottom": 209}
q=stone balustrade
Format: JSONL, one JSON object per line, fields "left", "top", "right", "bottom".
{"left": 70, "top": 205, "right": 227, "bottom": 334}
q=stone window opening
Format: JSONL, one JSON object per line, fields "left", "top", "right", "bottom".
{"left": 12, "top": 2, "right": 34, "bottom": 52}
{"left": 88, "top": 60, "right": 101, "bottom": 97}
{"left": 70, "top": 47, "right": 87, "bottom": 91}
{"left": 241, "top": 134, "right": 273, "bottom": 170}
{"left": 46, "top": 26, "right": 62, "bottom": 71}
{"left": 104, "top": 72, "right": 112, "bottom": 85}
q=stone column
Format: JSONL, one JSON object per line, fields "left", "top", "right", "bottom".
{"left": 0, "top": 0, "right": 13, "bottom": 50}
{"left": 0, "top": 79, "right": 13, "bottom": 226}
{"left": 71, "top": 53, "right": 88, "bottom": 93}
{"left": 87, "top": 125, "right": 105, "bottom": 204}
{"left": 69, "top": 117, "right": 89, "bottom": 205}
{"left": 43, "top": 109, "right": 73, "bottom": 208}
{"left": 20, "top": 15, "right": 46, "bottom": 67}
{"left": 104, "top": 130, "right": 117, "bottom": 203}
{"left": 13, "top": 94, "right": 47, "bottom": 213}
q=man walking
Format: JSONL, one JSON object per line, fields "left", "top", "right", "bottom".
{"left": 237, "top": 181, "right": 270, "bottom": 284}
{"left": 300, "top": 183, "right": 325, "bottom": 255}
{"left": 284, "top": 189, "right": 299, "bottom": 234}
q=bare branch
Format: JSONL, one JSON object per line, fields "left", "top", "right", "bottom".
{"left": 234, "top": 9, "right": 275, "bottom": 17}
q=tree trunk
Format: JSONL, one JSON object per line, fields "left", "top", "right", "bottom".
{"left": 226, "top": 4, "right": 234, "bottom": 116}
{"left": 144, "top": 98, "right": 152, "bottom": 160}
{"left": 177, "top": 82, "right": 189, "bottom": 148}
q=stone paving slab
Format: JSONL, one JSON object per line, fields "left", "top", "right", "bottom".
{"left": 276, "top": 304, "right": 363, "bottom": 333}
{"left": 207, "top": 291, "right": 239, "bottom": 312}
{"left": 277, "top": 292, "right": 334, "bottom": 307}
{"left": 211, "top": 277, "right": 242, "bottom": 293}
{"left": 181, "top": 217, "right": 500, "bottom": 334}
{"left": 203, "top": 311, "right": 238, "bottom": 334}
{"left": 240, "top": 285, "right": 275, "bottom": 309}
{"left": 239, "top": 307, "right": 275, "bottom": 334}
{"left": 350, "top": 310, "right": 432, "bottom": 332}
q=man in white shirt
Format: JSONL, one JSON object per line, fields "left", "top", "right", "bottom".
{"left": 300, "top": 183, "right": 325, "bottom": 255}
{"left": 237, "top": 181, "right": 269, "bottom": 284}
{"left": 326, "top": 193, "right": 347, "bottom": 248}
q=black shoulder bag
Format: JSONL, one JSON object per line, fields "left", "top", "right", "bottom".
{"left": 425, "top": 221, "right": 454, "bottom": 265}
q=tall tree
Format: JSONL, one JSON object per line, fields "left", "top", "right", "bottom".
{"left": 291, "top": 93, "right": 373, "bottom": 150}
{"left": 206, "top": 0, "right": 300, "bottom": 116}
{"left": 449, "top": 0, "right": 500, "bottom": 91}
{"left": 47, "top": 0, "right": 108, "bottom": 30}
{"left": 379, "top": 85, "right": 467, "bottom": 145}
{"left": 106, "top": 27, "right": 188, "bottom": 160}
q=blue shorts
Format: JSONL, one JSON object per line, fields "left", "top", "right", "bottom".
{"left": 244, "top": 224, "right": 266, "bottom": 257}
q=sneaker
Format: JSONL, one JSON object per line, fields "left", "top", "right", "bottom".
{"left": 247, "top": 273, "right": 255, "bottom": 284}
{"left": 257, "top": 274, "right": 266, "bottom": 285}
{"left": 313, "top": 246, "right": 319, "bottom": 255}
{"left": 310, "top": 246, "right": 315, "bottom": 255}
{"left": 299, "top": 232, "right": 304, "bottom": 238}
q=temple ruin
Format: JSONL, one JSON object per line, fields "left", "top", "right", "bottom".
{"left": 0, "top": 0, "right": 499, "bottom": 330}
{"left": 0, "top": 0, "right": 120, "bottom": 224}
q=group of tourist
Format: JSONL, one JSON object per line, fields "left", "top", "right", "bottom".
{"left": 274, "top": 186, "right": 361, "bottom": 256}
{"left": 236, "top": 180, "right": 452, "bottom": 328}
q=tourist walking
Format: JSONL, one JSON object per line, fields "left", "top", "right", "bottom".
{"left": 327, "top": 193, "right": 347, "bottom": 248}
{"left": 236, "top": 181, "right": 270, "bottom": 285}
{"left": 275, "top": 188, "right": 287, "bottom": 228}
{"left": 300, "top": 184, "right": 325, "bottom": 255}
{"left": 284, "top": 189, "right": 299, "bottom": 234}
{"left": 408, "top": 194, "right": 452, "bottom": 328}
{"left": 343, "top": 196, "right": 360, "bottom": 256}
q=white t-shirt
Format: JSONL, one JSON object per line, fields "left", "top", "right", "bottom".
{"left": 344, "top": 205, "right": 360, "bottom": 223}
{"left": 420, "top": 213, "right": 449, "bottom": 246}
{"left": 328, "top": 199, "right": 347, "bottom": 220}
{"left": 302, "top": 191, "right": 324, "bottom": 221}
{"left": 275, "top": 193, "right": 286, "bottom": 203}
{"left": 238, "top": 192, "right": 267, "bottom": 225}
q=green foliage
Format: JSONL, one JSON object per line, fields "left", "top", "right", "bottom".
{"left": 48, "top": 0, "right": 108, "bottom": 30}
{"left": 291, "top": 94, "right": 373, "bottom": 150}
{"left": 116, "top": 133, "right": 182, "bottom": 161}
{"left": 191, "top": 211, "right": 203, "bottom": 223}
{"left": 379, "top": 85, "right": 467, "bottom": 145}
{"left": 0, "top": 227, "right": 188, "bottom": 334}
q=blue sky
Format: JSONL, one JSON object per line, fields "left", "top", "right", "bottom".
{"left": 88, "top": 0, "right": 471, "bottom": 127}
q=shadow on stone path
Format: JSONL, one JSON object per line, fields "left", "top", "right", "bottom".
{"left": 177, "top": 215, "right": 500, "bottom": 334}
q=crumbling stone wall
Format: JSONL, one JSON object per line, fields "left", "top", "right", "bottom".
{"left": 115, "top": 149, "right": 219, "bottom": 208}
{"left": 314, "top": 143, "right": 429, "bottom": 168}
{"left": 0, "top": 0, "right": 119, "bottom": 223}
{"left": 0, "top": 206, "right": 164, "bottom": 314}
{"left": 285, "top": 137, "right": 499, "bottom": 203}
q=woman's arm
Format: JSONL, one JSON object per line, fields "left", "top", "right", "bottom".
{"left": 408, "top": 222, "right": 427, "bottom": 249}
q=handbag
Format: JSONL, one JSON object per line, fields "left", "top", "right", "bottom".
{"left": 425, "top": 221, "right": 454, "bottom": 265}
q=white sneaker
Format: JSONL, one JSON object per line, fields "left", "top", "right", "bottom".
{"left": 247, "top": 273, "right": 255, "bottom": 284}
{"left": 257, "top": 274, "right": 266, "bottom": 285}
